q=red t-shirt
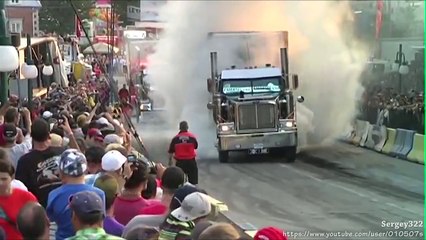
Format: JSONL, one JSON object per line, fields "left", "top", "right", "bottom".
{"left": 0, "top": 188, "right": 37, "bottom": 239}
{"left": 139, "top": 201, "right": 167, "bottom": 215}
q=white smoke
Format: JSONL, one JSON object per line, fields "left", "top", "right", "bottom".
{"left": 146, "top": 0, "right": 368, "bottom": 153}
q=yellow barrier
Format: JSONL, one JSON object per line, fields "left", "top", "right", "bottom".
{"left": 245, "top": 230, "right": 257, "bottom": 238}
{"left": 381, "top": 128, "right": 396, "bottom": 154}
{"left": 407, "top": 134, "right": 424, "bottom": 164}
{"left": 207, "top": 195, "right": 229, "bottom": 219}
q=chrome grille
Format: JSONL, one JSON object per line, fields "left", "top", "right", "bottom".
{"left": 238, "top": 103, "right": 276, "bottom": 131}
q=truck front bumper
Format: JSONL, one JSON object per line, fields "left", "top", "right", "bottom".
{"left": 218, "top": 131, "right": 297, "bottom": 151}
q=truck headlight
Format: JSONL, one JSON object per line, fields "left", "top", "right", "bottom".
{"left": 279, "top": 120, "right": 295, "bottom": 129}
{"left": 219, "top": 124, "right": 234, "bottom": 133}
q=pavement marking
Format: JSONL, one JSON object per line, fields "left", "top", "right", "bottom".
{"left": 279, "top": 164, "right": 419, "bottom": 215}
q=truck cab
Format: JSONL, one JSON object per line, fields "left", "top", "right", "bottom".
{"left": 207, "top": 49, "right": 304, "bottom": 163}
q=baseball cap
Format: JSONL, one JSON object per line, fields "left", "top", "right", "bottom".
{"left": 161, "top": 167, "right": 185, "bottom": 190}
{"left": 87, "top": 128, "right": 104, "bottom": 142}
{"left": 94, "top": 174, "right": 119, "bottom": 206}
{"left": 103, "top": 134, "right": 123, "bottom": 145}
{"left": 96, "top": 117, "right": 109, "bottom": 125}
{"left": 170, "top": 185, "right": 200, "bottom": 211}
{"left": 3, "top": 123, "right": 17, "bottom": 139}
{"left": 254, "top": 227, "right": 287, "bottom": 240}
{"left": 101, "top": 150, "right": 127, "bottom": 172}
{"left": 69, "top": 191, "right": 105, "bottom": 218}
{"left": 58, "top": 149, "right": 87, "bottom": 177}
{"left": 171, "top": 192, "right": 211, "bottom": 221}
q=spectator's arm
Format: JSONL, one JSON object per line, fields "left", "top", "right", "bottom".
{"left": 62, "top": 117, "right": 80, "bottom": 151}
{"left": 22, "top": 108, "right": 32, "bottom": 135}
{"left": 0, "top": 102, "right": 10, "bottom": 124}
{"left": 86, "top": 103, "right": 100, "bottom": 124}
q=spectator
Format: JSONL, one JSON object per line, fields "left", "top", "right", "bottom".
{"left": 253, "top": 227, "right": 288, "bottom": 240}
{"left": 0, "top": 149, "right": 27, "bottom": 191}
{"left": 67, "top": 191, "right": 124, "bottom": 240}
{"left": 142, "top": 174, "right": 158, "bottom": 200}
{"left": 113, "top": 161, "right": 150, "bottom": 225}
{"left": 99, "top": 150, "right": 132, "bottom": 191}
{"left": 122, "top": 226, "right": 159, "bottom": 240}
{"left": 15, "top": 118, "right": 65, "bottom": 207}
{"left": 191, "top": 221, "right": 214, "bottom": 240}
{"left": 86, "top": 128, "right": 104, "bottom": 148}
{"left": 85, "top": 146, "right": 105, "bottom": 184}
{"left": 47, "top": 149, "right": 106, "bottom": 240}
{"left": 2, "top": 107, "right": 32, "bottom": 167}
{"left": 160, "top": 167, "right": 186, "bottom": 208}
{"left": 17, "top": 202, "right": 50, "bottom": 240}
{"left": 0, "top": 160, "right": 37, "bottom": 239}
{"left": 94, "top": 174, "right": 124, "bottom": 237}
{"left": 198, "top": 223, "right": 241, "bottom": 240}
{"left": 159, "top": 192, "right": 211, "bottom": 240}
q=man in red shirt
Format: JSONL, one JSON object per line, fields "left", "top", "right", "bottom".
{"left": 118, "top": 84, "right": 130, "bottom": 103}
{"left": 168, "top": 121, "right": 199, "bottom": 185}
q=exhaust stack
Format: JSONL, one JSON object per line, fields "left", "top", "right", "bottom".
{"left": 280, "top": 48, "right": 289, "bottom": 86}
{"left": 210, "top": 52, "right": 218, "bottom": 93}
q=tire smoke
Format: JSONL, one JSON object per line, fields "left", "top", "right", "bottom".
{"left": 146, "top": 1, "right": 368, "bottom": 155}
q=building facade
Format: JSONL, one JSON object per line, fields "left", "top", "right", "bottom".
{"left": 5, "top": 0, "right": 42, "bottom": 36}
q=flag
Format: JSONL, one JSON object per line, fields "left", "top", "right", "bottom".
{"left": 375, "top": 0, "right": 384, "bottom": 40}
{"left": 75, "top": 15, "right": 82, "bottom": 38}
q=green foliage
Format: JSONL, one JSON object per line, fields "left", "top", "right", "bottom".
{"left": 39, "top": 0, "right": 139, "bottom": 35}
{"left": 39, "top": 0, "right": 94, "bottom": 35}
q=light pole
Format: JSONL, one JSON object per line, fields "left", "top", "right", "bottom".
{"left": 392, "top": 44, "right": 409, "bottom": 93}
{"left": 134, "top": 46, "right": 142, "bottom": 85}
{"left": 0, "top": 0, "right": 19, "bottom": 105}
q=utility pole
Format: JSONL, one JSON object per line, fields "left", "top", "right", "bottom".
{"left": 0, "top": 0, "right": 11, "bottom": 105}
{"left": 26, "top": 34, "right": 33, "bottom": 101}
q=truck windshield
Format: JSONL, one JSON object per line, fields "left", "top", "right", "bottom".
{"left": 221, "top": 77, "right": 282, "bottom": 96}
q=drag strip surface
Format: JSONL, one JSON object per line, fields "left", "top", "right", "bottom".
{"left": 137, "top": 111, "right": 424, "bottom": 237}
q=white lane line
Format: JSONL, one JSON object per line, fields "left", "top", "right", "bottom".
{"left": 279, "top": 164, "right": 419, "bottom": 215}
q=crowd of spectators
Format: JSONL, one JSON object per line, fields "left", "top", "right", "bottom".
{"left": 359, "top": 87, "right": 424, "bottom": 134}
{"left": 0, "top": 74, "right": 288, "bottom": 240}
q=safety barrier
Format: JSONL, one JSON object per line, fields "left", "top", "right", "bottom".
{"left": 343, "top": 121, "right": 424, "bottom": 165}
{"left": 407, "top": 134, "right": 424, "bottom": 164}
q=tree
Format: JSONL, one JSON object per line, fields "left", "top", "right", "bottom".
{"left": 40, "top": 0, "right": 139, "bottom": 34}
{"left": 39, "top": 0, "right": 95, "bottom": 35}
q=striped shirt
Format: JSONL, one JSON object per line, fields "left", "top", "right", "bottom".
{"left": 159, "top": 215, "right": 195, "bottom": 240}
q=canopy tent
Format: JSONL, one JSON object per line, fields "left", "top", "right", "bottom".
{"left": 83, "top": 42, "right": 119, "bottom": 54}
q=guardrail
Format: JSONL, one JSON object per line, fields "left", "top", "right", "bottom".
{"left": 342, "top": 119, "right": 424, "bottom": 164}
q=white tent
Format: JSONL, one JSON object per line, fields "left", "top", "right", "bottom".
{"left": 83, "top": 42, "right": 119, "bottom": 54}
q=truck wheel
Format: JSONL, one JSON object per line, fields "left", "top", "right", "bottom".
{"left": 218, "top": 151, "right": 229, "bottom": 163}
{"left": 286, "top": 146, "right": 297, "bottom": 162}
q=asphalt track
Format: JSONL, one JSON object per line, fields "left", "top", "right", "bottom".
{"left": 136, "top": 110, "right": 424, "bottom": 239}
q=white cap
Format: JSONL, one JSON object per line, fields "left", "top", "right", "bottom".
{"left": 42, "top": 111, "right": 53, "bottom": 119}
{"left": 101, "top": 150, "right": 127, "bottom": 172}
{"left": 104, "top": 134, "right": 123, "bottom": 145}
{"left": 97, "top": 117, "right": 109, "bottom": 125}
{"left": 171, "top": 192, "right": 211, "bottom": 221}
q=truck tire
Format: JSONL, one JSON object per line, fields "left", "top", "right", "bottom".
{"left": 286, "top": 146, "right": 297, "bottom": 162}
{"left": 218, "top": 150, "right": 229, "bottom": 163}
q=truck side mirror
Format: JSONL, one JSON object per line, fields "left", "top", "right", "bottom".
{"left": 207, "top": 78, "right": 213, "bottom": 93}
{"left": 292, "top": 74, "right": 299, "bottom": 89}
{"left": 207, "top": 102, "right": 214, "bottom": 110}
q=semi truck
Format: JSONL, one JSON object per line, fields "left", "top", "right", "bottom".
{"left": 206, "top": 31, "right": 305, "bottom": 163}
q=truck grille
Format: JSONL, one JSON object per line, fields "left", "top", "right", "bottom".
{"left": 238, "top": 103, "right": 276, "bottom": 131}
